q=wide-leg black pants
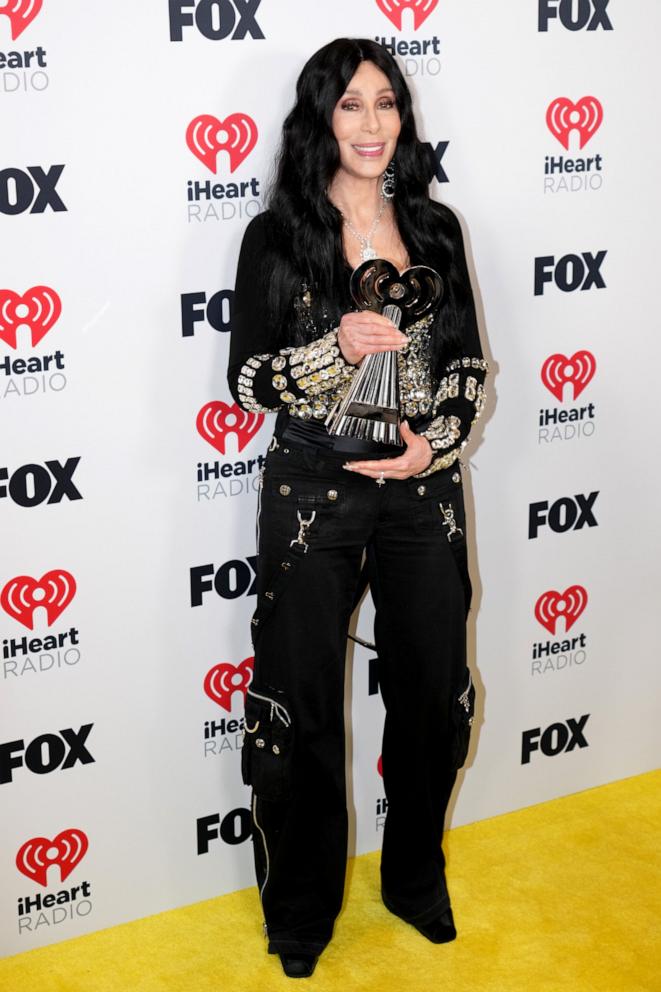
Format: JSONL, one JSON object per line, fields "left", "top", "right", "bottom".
{"left": 241, "top": 435, "right": 475, "bottom": 957}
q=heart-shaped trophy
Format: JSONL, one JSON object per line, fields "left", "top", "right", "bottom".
{"left": 326, "top": 259, "right": 444, "bottom": 445}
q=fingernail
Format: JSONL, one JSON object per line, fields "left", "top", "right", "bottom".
{"left": 343, "top": 463, "right": 353, "bottom": 470}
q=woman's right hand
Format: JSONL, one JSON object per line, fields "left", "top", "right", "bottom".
{"left": 337, "top": 311, "right": 409, "bottom": 366}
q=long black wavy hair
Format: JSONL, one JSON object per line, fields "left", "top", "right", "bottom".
{"left": 263, "top": 37, "right": 467, "bottom": 379}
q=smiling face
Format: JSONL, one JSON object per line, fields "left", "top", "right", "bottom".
{"left": 330, "top": 60, "right": 401, "bottom": 183}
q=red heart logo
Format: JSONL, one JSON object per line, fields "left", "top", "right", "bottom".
{"left": 0, "top": 286, "right": 62, "bottom": 350}
{"left": 0, "top": 0, "right": 43, "bottom": 40}
{"left": 196, "top": 401, "right": 264, "bottom": 455}
{"left": 535, "top": 586, "right": 588, "bottom": 636}
{"left": 204, "top": 657, "right": 254, "bottom": 712}
{"left": 186, "top": 114, "right": 258, "bottom": 174}
{"left": 546, "top": 96, "right": 603, "bottom": 150}
{"left": 16, "top": 829, "right": 89, "bottom": 887}
{"left": 375, "top": 0, "right": 439, "bottom": 31}
{"left": 1, "top": 570, "right": 77, "bottom": 630}
{"left": 541, "top": 350, "right": 596, "bottom": 403}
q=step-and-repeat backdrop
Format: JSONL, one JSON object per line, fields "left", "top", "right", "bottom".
{"left": 2, "top": 0, "right": 660, "bottom": 956}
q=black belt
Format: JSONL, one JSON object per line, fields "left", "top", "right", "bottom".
{"left": 275, "top": 410, "right": 402, "bottom": 457}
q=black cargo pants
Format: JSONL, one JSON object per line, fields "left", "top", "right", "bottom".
{"left": 241, "top": 435, "right": 476, "bottom": 957}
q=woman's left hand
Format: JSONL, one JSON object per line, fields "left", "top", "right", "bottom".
{"left": 342, "top": 421, "right": 433, "bottom": 480}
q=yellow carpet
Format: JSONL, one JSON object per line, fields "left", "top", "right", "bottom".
{"left": 2, "top": 770, "right": 660, "bottom": 992}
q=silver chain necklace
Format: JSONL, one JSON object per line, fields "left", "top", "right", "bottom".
{"left": 341, "top": 195, "right": 387, "bottom": 262}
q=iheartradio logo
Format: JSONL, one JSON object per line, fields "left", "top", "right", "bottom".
{"left": 186, "top": 114, "right": 258, "bottom": 174}
{"left": 204, "top": 656, "right": 254, "bottom": 712}
{"left": 0, "top": 286, "right": 62, "bottom": 350}
{"left": 0, "top": 0, "right": 42, "bottom": 40}
{"left": 546, "top": 97, "right": 603, "bottom": 150}
{"left": 376, "top": 0, "right": 438, "bottom": 30}
{"left": 196, "top": 401, "right": 264, "bottom": 455}
{"left": 16, "top": 828, "right": 88, "bottom": 887}
{"left": 535, "top": 586, "right": 588, "bottom": 635}
{"left": 1, "top": 570, "right": 76, "bottom": 630}
{"left": 541, "top": 351, "right": 596, "bottom": 402}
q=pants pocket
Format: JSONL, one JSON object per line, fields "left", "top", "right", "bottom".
{"left": 241, "top": 684, "right": 295, "bottom": 801}
{"left": 450, "top": 667, "right": 475, "bottom": 770}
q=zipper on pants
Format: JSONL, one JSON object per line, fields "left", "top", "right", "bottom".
{"left": 246, "top": 684, "right": 290, "bottom": 940}
{"left": 246, "top": 686, "right": 292, "bottom": 727}
{"left": 252, "top": 792, "right": 270, "bottom": 938}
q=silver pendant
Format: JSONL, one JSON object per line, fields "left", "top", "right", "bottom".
{"left": 361, "top": 244, "right": 376, "bottom": 261}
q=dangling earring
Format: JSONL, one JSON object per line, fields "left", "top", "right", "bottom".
{"left": 381, "top": 160, "right": 396, "bottom": 200}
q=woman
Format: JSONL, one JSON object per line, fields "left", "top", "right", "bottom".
{"left": 228, "top": 38, "right": 487, "bottom": 979}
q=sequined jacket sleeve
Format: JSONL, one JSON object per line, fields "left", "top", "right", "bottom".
{"left": 228, "top": 213, "right": 355, "bottom": 418}
{"left": 413, "top": 210, "right": 488, "bottom": 479}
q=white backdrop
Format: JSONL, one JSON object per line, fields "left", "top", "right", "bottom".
{"left": 2, "top": 0, "right": 660, "bottom": 956}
